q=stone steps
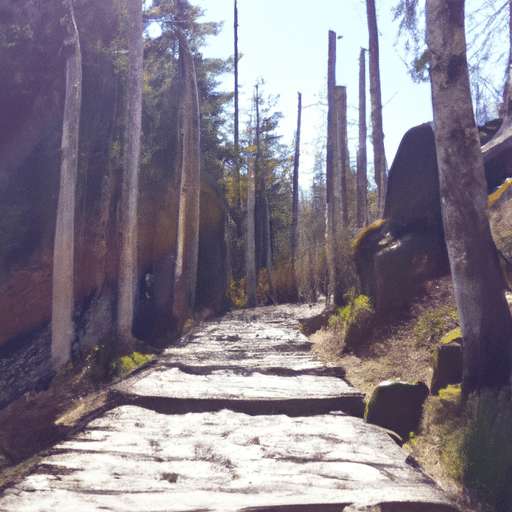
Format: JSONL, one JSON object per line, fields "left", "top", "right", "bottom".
{"left": 0, "top": 303, "right": 462, "bottom": 511}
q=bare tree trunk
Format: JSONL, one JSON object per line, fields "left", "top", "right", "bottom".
{"left": 117, "top": 0, "right": 143, "bottom": 349}
{"left": 357, "top": 48, "right": 368, "bottom": 228}
{"left": 326, "top": 30, "right": 337, "bottom": 306}
{"left": 428, "top": 0, "right": 512, "bottom": 394}
{"left": 254, "top": 82, "right": 276, "bottom": 303}
{"left": 233, "top": 0, "right": 241, "bottom": 209}
{"left": 335, "top": 85, "right": 349, "bottom": 228}
{"left": 173, "top": 29, "right": 201, "bottom": 329}
{"left": 290, "top": 92, "right": 302, "bottom": 301}
{"left": 366, "top": 0, "right": 387, "bottom": 214}
{"left": 52, "top": 0, "right": 81, "bottom": 368}
{"left": 246, "top": 157, "right": 257, "bottom": 307}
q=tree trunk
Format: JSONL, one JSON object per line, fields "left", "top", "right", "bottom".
{"left": 52, "top": 0, "right": 81, "bottom": 369}
{"left": 366, "top": 0, "right": 387, "bottom": 214}
{"left": 326, "top": 30, "right": 337, "bottom": 306}
{"left": 117, "top": 0, "right": 143, "bottom": 349}
{"left": 427, "top": 0, "right": 512, "bottom": 394}
{"left": 254, "top": 82, "right": 276, "bottom": 303}
{"left": 246, "top": 157, "right": 257, "bottom": 307}
{"left": 335, "top": 85, "right": 349, "bottom": 228}
{"left": 357, "top": 48, "right": 368, "bottom": 228}
{"left": 173, "top": 28, "right": 201, "bottom": 329}
{"left": 233, "top": 0, "right": 241, "bottom": 209}
{"left": 290, "top": 92, "right": 302, "bottom": 301}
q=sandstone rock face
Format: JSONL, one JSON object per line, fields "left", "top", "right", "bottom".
{"left": 431, "top": 330, "right": 463, "bottom": 395}
{"left": 364, "top": 380, "right": 430, "bottom": 442}
{"left": 0, "top": 303, "right": 459, "bottom": 511}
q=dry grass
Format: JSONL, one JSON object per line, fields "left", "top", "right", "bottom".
{"left": 312, "top": 276, "right": 457, "bottom": 399}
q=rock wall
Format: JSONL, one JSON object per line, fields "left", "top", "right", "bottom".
{"left": 354, "top": 120, "right": 507, "bottom": 314}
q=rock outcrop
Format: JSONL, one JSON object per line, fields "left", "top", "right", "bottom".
{"left": 354, "top": 120, "right": 509, "bottom": 315}
{"left": 364, "top": 380, "right": 429, "bottom": 442}
{"left": 430, "top": 329, "right": 463, "bottom": 395}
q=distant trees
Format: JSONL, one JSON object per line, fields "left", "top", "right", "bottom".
{"left": 51, "top": 0, "right": 82, "bottom": 368}
{"left": 427, "top": 0, "right": 512, "bottom": 394}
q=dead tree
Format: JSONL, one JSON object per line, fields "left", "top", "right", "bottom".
{"left": 52, "top": 0, "right": 82, "bottom": 368}
{"left": 335, "top": 85, "right": 349, "bottom": 228}
{"left": 173, "top": 28, "right": 202, "bottom": 329}
{"left": 290, "top": 91, "right": 302, "bottom": 301}
{"left": 366, "top": 0, "right": 387, "bottom": 213}
{"left": 117, "top": 0, "right": 143, "bottom": 349}
{"left": 326, "top": 30, "right": 338, "bottom": 306}
{"left": 357, "top": 48, "right": 368, "bottom": 228}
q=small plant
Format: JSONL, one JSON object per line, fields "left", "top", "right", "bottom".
{"left": 313, "top": 292, "right": 374, "bottom": 360}
{"left": 414, "top": 306, "right": 458, "bottom": 346}
{"left": 110, "top": 352, "right": 153, "bottom": 380}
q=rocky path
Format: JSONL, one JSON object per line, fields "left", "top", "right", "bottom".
{"left": 0, "top": 303, "right": 460, "bottom": 511}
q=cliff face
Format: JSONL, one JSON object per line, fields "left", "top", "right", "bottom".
{"left": 0, "top": 22, "right": 228, "bottom": 360}
{"left": 0, "top": 148, "right": 227, "bottom": 353}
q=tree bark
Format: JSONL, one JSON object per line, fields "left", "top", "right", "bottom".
{"left": 52, "top": 0, "right": 81, "bottom": 368}
{"left": 117, "top": 0, "right": 143, "bottom": 349}
{"left": 366, "top": 0, "right": 387, "bottom": 214}
{"left": 290, "top": 92, "right": 302, "bottom": 301}
{"left": 335, "top": 85, "right": 349, "bottom": 228}
{"left": 233, "top": 0, "right": 241, "bottom": 209}
{"left": 254, "top": 82, "right": 276, "bottom": 303}
{"left": 173, "top": 28, "right": 201, "bottom": 329}
{"left": 427, "top": 0, "right": 512, "bottom": 394}
{"left": 246, "top": 157, "right": 257, "bottom": 307}
{"left": 326, "top": 30, "right": 337, "bottom": 306}
{"left": 357, "top": 48, "right": 368, "bottom": 228}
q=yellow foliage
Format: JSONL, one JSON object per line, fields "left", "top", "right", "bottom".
{"left": 110, "top": 352, "right": 153, "bottom": 379}
{"left": 227, "top": 277, "right": 247, "bottom": 309}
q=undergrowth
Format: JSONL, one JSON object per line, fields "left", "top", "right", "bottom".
{"left": 110, "top": 352, "right": 153, "bottom": 380}
{"left": 312, "top": 291, "right": 374, "bottom": 361}
{"left": 413, "top": 386, "right": 512, "bottom": 512}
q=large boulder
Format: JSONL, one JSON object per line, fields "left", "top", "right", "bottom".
{"left": 364, "top": 380, "right": 429, "bottom": 442}
{"left": 430, "top": 329, "right": 463, "bottom": 395}
{"left": 354, "top": 120, "right": 507, "bottom": 315}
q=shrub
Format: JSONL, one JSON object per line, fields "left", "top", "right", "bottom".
{"left": 110, "top": 352, "right": 153, "bottom": 380}
{"left": 227, "top": 277, "right": 248, "bottom": 309}
{"left": 313, "top": 292, "right": 374, "bottom": 360}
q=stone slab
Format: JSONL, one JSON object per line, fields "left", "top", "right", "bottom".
{"left": 0, "top": 407, "right": 458, "bottom": 512}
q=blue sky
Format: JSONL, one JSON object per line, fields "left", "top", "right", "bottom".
{"left": 194, "top": 0, "right": 434, "bottom": 189}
